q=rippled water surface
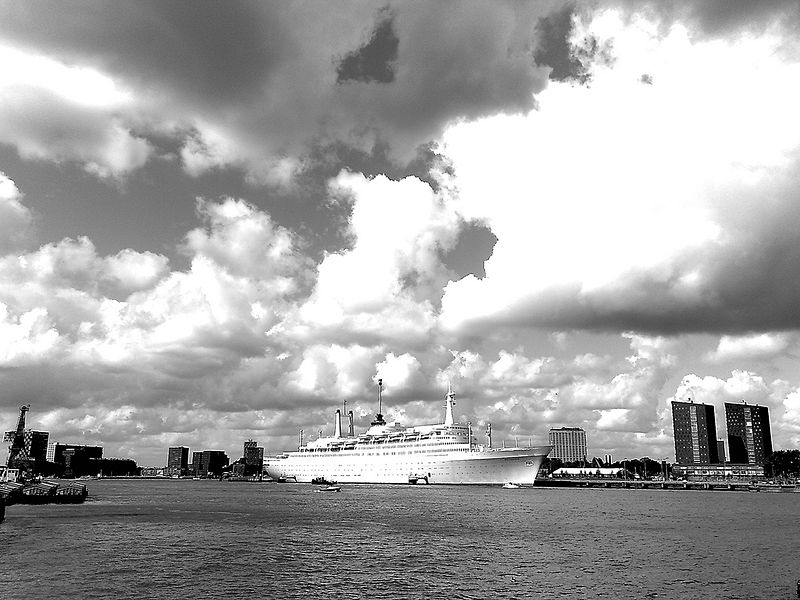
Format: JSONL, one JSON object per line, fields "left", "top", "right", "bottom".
{"left": 2, "top": 480, "right": 798, "bottom": 599}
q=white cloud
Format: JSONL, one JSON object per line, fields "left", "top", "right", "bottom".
{"left": 0, "top": 304, "right": 62, "bottom": 366}
{"left": 184, "top": 196, "right": 310, "bottom": 286}
{"left": 0, "top": 171, "right": 34, "bottom": 253}
{"left": 0, "top": 45, "right": 152, "bottom": 177}
{"left": 296, "top": 172, "right": 460, "bottom": 344}
{"left": 438, "top": 12, "right": 800, "bottom": 334}
{"left": 705, "top": 332, "right": 792, "bottom": 363}
{"left": 103, "top": 249, "right": 169, "bottom": 292}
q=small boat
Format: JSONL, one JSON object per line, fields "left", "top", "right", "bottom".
{"left": 323, "top": 485, "right": 342, "bottom": 492}
{"left": 502, "top": 482, "right": 520, "bottom": 489}
{"left": 311, "top": 477, "right": 335, "bottom": 486}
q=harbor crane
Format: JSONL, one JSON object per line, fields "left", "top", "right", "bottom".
{"left": 4, "top": 405, "right": 33, "bottom": 476}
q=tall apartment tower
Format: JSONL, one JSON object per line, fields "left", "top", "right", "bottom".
{"left": 724, "top": 402, "right": 772, "bottom": 465}
{"left": 548, "top": 427, "right": 587, "bottom": 463}
{"left": 167, "top": 446, "right": 189, "bottom": 476}
{"left": 671, "top": 401, "right": 719, "bottom": 464}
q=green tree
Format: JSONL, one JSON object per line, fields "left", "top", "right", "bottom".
{"left": 765, "top": 450, "right": 800, "bottom": 478}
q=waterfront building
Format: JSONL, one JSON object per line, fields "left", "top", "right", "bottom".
{"left": 244, "top": 440, "right": 264, "bottom": 471}
{"left": 190, "top": 451, "right": 202, "bottom": 476}
{"left": 717, "top": 440, "right": 726, "bottom": 463}
{"left": 671, "top": 400, "right": 719, "bottom": 464}
{"left": 551, "top": 467, "right": 626, "bottom": 478}
{"left": 140, "top": 466, "right": 165, "bottom": 477}
{"left": 53, "top": 443, "right": 103, "bottom": 478}
{"left": 46, "top": 441, "right": 58, "bottom": 462}
{"left": 194, "top": 450, "right": 229, "bottom": 478}
{"left": 672, "top": 463, "right": 765, "bottom": 481}
{"left": 3, "top": 429, "right": 49, "bottom": 464}
{"left": 167, "top": 446, "right": 189, "bottom": 476}
{"left": 548, "top": 427, "right": 587, "bottom": 463}
{"left": 724, "top": 402, "right": 772, "bottom": 466}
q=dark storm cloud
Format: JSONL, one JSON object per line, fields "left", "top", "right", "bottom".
{"left": 0, "top": 1, "right": 285, "bottom": 105}
{"left": 533, "top": 3, "right": 614, "bottom": 85}
{"left": 336, "top": 9, "right": 399, "bottom": 84}
{"left": 0, "top": 1, "right": 556, "bottom": 180}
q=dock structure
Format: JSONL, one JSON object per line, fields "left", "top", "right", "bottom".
{"left": 535, "top": 478, "right": 799, "bottom": 492}
{"left": 0, "top": 480, "right": 88, "bottom": 513}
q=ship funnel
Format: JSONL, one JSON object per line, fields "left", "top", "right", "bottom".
{"left": 334, "top": 409, "right": 342, "bottom": 438}
{"left": 348, "top": 410, "right": 354, "bottom": 436}
{"left": 444, "top": 382, "right": 455, "bottom": 426}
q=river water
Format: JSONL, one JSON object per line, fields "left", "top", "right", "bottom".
{"left": 1, "top": 480, "right": 797, "bottom": 599}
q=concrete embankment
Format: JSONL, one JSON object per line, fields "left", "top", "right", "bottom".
{"left": 534, "top": 478, "right": 800, "bottom": 492}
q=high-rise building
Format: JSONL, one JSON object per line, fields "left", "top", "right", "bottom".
{"left": 717, "top": 440, "right": 726, "bottom": 463}
{"left": 671, "top": 401, "right": 719, "bottom": 464}
{"left": 191, "top": 451, "right": 203, "bottom": 476}
{"left": 194, "top": 450, "right": 229, "bottom": 478}
{"left": 244, "top": 440, "right": 264, "bottom": 468}
{"left": 725, "top": 402, "right": 772, "bottom": 465}
{"left": 243, "top": 439, "right": 256, "bottom": 456}
{"left": 167, "top": 446, "right": 189, "bottom": 476}
{"left": 548, "top": 427, "right": 587, "bottom": 463}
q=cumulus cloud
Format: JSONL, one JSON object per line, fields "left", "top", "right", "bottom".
{"left": 294, "top": 172, "right": 461, "bottom": 345}
{"left": 438, "top": 11, "right": 800, "bottom": 336}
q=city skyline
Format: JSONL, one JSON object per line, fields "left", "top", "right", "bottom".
{"left": 2, "top": 3, "right": 800, "bottom": 465}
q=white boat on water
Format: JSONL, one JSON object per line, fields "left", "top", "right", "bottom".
{"left": 265, "top": 381, "right": 550, "bottom": 485}
{"left": 502, "top": 482, "right": 521, "bottom": 489}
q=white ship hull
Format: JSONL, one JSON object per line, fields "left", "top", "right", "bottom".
{"left": 265, "top": 446, "right": 549, "bottom": 485}
{"left": 266, "top": 382, "right": 550, "bottom": 485}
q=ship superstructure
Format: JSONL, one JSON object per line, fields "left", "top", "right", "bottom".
{"left": 265, "top": 381, "right": 550, "bottom": 485}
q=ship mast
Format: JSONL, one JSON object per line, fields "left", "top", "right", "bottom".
{"left": 371, "top": 378, "right": 386, "bottom": 426}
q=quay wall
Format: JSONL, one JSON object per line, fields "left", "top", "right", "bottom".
{"left": 534, "top": 478, "right": 799, "bottom": 492}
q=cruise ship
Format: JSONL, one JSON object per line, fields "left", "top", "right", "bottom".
{"left": 264, "top": 381, "right": 550, "bottom": 485}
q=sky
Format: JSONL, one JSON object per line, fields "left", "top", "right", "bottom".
{"left": 2, "top": 1, "right": 800, "bottom": 466}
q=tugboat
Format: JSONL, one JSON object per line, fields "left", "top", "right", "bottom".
{"left": 311, "top": 477, "right": 335, "bottom": 486}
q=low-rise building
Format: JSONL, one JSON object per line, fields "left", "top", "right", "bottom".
{"left": 672, "top": 463, "right": 765, "bottom": 480}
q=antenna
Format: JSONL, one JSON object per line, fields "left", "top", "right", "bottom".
{"left": 371, "top": 378, "right": 386, "bottom": 426}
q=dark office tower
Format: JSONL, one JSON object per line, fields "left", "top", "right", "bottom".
{"left": 196, "top": 450, "right": 229, "bottom": 477}
{"left": 167, "top": 446, "right": 189, "bottom": 476}
{"left": 244, "top": 440, "right": 264, "bottom": 470}
{"left": 191, "top": 451, "right": 202, "bottom": 476}
{"left": 725, "top": 402, "right": 773, "bottom": 465}
{"left": 671, "top": 401, "right": 719, "bottom": 464}
{"left": 717, "top": 440, "right": 726, "bottom": 463}
{"left": 243, "top": 439, "right": 257, "bottom": 459}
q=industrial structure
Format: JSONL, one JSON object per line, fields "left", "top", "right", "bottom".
{"left": 3, "top": 405, "right": 34, "bottom": 478}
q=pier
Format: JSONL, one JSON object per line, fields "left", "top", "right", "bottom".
{"left": 534, "top": 478, "right": 799, "bottom": 492}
